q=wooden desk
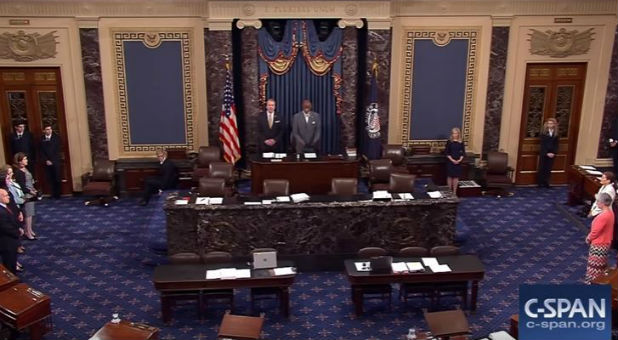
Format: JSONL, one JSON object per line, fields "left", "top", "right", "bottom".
{"left": 344, "top": 255, "right": 484, "bottom": 315}
{"left": 424, "top": 309, "right": 470, "bottom": 338}
{"left": 510, "top": 314, "right": 519, "bottom": 339}
{"left": 250, "top": 157, "right": 359, "bottom": 194}
{"left": 567, "top": 166, "right": 602, "bottom": 205}
{"left": 0, "top": 283, "right": 51, "bottom": 340}
{"left": 406, "top": 154, "right": 476, "bottom": 186}
{"left": 116, "top": 158, "right": 194, "bottom": 195}
{"left": 89, "top": 321, "right": 159, "bottom": 340}
{"left": 0, "top": 265, "right": 19, "bottom": 291}
{"left": 218, "top": 312, "right": 264, "bottom": 340}
{"left": 165, "top": 192, "right": 459, "bottom": 271}
{"left": 153, "top": 262, "right": 296, "bottom": 322}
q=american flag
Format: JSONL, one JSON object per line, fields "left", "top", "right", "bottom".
{"left": 219, "top": 63, "right": 241, "bottom": 164}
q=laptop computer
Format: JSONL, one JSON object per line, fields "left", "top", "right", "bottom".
{"left": 253, "top": 251, "right": 278, "bottom": 269}
{"left": 369, "top": 256, "right": 393, "bottom": 274}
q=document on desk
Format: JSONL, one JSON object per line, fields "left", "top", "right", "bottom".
{"left": 406, "top": 262, "right": 425, "bottom": 272}
{"left": 579, "top": 165, "right": 596, "bottom": 170}
{"left": 174, "top": 199, "right": 189, "bottom": 205}
{"left": 304, "top": 153, "right": 317, "bottom": 159}
{"left": 422, "top": 257, "right": 439, "bottom": 267}
{"left": 209, "top": 197, "right": 223, "bottom": 205}
{"left": 274, "top": 153, "right": 287, "bottom": 159}
{"left": 354, "top": 262, "right": 371, "bottom": 271}
{"left": 261, "top": 200, "right": 273, "bottom": 205}
{"left": 244, "top": 201, "right": 262, "bottom": 205}
{"left": 206, "top": 269, "right": 222, "bottom": 280}
{"left": 195, "top": 197, "right": 209, "bottom": 205}
{"left": 399, "top": 193, "right": 414, "bottom": 200}
{"left": 372, "top": 190, "right": 392, "bottom": 200}
{"left": 430, "top": 264, "right": 452, "bottom": 273}
{"left": 391, "top": 262, "right": 408, "bottom": 273}
{"left": 427, "top": 191, "right": 442, "bottom": 199}
{"left": 291, "top": 193, "right": 310, "bottom": 203}
{"left": 586, "top": 170, "right": 603, "bottom": 176}
{"left": 273, "top": 267, "right": 296, "bottom": 276}
{"left": 235, "top": 269, "right": 251, "bottom": 279}
{"left": 262, "top": 152, "right": 274, "bottom": 159}
{"left": 219, "top": 268, "right": 237, "bottom": 279}
{"left": 276, "top": 196, "right": 291, "bottom": 202}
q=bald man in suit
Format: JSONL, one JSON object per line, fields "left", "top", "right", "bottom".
{"left": 290, "top": 99, "right": 321, "bottom": 154}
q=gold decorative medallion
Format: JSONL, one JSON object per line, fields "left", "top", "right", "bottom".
{"left": 0, "top": 30, "right": 58, "bottom": 62}
{"left": 528, "top": 28, "right": 595, "bottom": 58}
{"left": 142, "top": 32, "right": 162, "bottom": 48}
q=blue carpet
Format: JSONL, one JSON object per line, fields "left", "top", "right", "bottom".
{"left": 15, "top": 187, "right": 606, "bottom": 339}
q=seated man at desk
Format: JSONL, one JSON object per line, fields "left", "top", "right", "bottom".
{"left": 139, "top": 150, "right": 178, "bottom": 206}
{"left": 257, "top": 98, "right": 284, "bottom": 153}
{"left": 291, "top": 99, "right": 321, "bottom": 154}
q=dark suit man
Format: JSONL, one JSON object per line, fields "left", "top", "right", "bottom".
{"left": 139, "top": 150, "right": 178, "bottom": 206}
{"left": 290, "top": 99, "right": 321, "bottom": 154}
{"left": 10, "top": 122, "right": 35, "bottom": 175}
{"left": 537, "top": 118, "right": 559, "bottom": 188}
{"left": 609, "top": 116, "right": 618, "bottom": 173}
{"left": 257, "top": 99, "right": 284, "bottom": 153}
{"left": 40, "top": 125, "right": 62, "bottom": 199}
{"left": 0, "top": 189, "right": 21, "bottom": 274}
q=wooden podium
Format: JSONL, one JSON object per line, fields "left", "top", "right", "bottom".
{"left": 0, "top": 265, "right": 19, "bottom": 291}
{"left": 0, "top": 283, "right": 51, "bottom": 340}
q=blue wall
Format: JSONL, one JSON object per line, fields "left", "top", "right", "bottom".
{"left": 409, "top": 39, "right": 469, "bottom": 140}
{"left": 124, "top": 41, "right": 186, "bottom": 145}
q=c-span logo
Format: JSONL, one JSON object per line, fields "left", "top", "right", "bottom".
{"left": 519, "top": 284, "right": 611, "bottom": 340}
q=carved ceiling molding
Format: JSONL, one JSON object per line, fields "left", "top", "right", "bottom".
{"left": 337, "top": 19, "right": 364, "bottom": 29}
{"left": 0, "top": 30, "right": 58, "bottom": 62}
{"left": 235, "top": 19, "right": 262, "bottom": 30}
{"left": 528, "top": 27, "right": 595, "bottom": 58}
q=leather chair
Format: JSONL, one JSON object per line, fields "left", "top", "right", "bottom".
{"left": 209, "top": 162, "right": 235, "bottom": 195}
{"left": 202, "top": 251, "right": 235, "bottom": 313}
{"left": 82, "top": 159, "right": 118, "bottom": 207}
{"left": 398, "top": 247, "right": 434, "bottom": 306}
{"left": 368, "top": 159, "right": 393, "bottom": 191}
{"left": 389, "top": 173, "right": 416, "bottom": 193}
{"left": 482, "top": 151, "right": 513, "bottom": 196}
{"left": 355, "top": 247, "right": 392, "bottom": 312}
{"left": 382, "top": 144, "right": 409, "bottom": 173}
{"left": 166, "top": 252, "right": 203, "bottom": 318}
{"left": 429, "top": 246, "right": 468, "bottom": 308}
{"left": 192, "top": 146, "right": 221, "bottom": 181}
{"left": 199, "top": 177, "right": 226, "bottom": 197}
{"left": 218, "top": 311, "right": 264, "bottom": 340}
{"left": 399, "top": 246, "right": 428, "bottom": 257}
{"left": 249, "top": 248, "right": 281, "bottom": 314}
{"left": 263, "top": 179, "right": 289, "bottom": 196}
{"left": 169, "top": 252, "right": 202, "bottom": 264}
{"left": 330, "top": 178, "right": 358, "bottom": 196}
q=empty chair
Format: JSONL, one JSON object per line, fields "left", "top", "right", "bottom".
{"left": 82, "top": 159, "right": 118, "bottom": 206}
{"left": 429, "top": 246, "right": 468, "bottom": 308}
{"left": 166, "top": 252, "right": 203, "bottom": 318}
{"left": 199, "top": 177, "right": 226, "bottom": 197}
{"left": 217, "top": 311, "right": 265, "bottom": 340}
{"left": 209, "top": 162, "right": 234, "bottom": 184}
{"left": 169, "top": 252, "right": 202, "bottom": 264}
{"left": 368, "top": 159, "right": 393, "bottom": 191}
{"left": 399, "top": 246, "right": 429, "bottom": 257}
{"left": 192, "top": 146, "right": 221, "bottom": 181}
{"left": 398, "top": 247, "right": 434, "bottom": 305}
{"left": 330, "top": 178, "right": 358, "bottom": 196}
{"left": 249, "top": 248, "right": 281, "bottom": 314}
{"left": 354, "top": 247, "right": 391, "bottom": 313}
{"left": 381, "top": 144, "right": 409, "bottom": 173}
{"left": 262, "top": 179, "right": 289, "bottom": 196}
{"left": 482, "top": 151, "right": 513, "bottom": 196}
{"left": 202, "top": 251, "right": 235, "bottom": 313}
{"left": 389, "top": 173, "right": 416, "bottom": 193}
{"left": 430, "top": 246, "right": 460, "bottom": 256}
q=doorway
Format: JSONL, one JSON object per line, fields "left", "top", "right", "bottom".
{"left": 0, "top": 67, "right": 73, "bottom": 195}
{"left": 515, "top": 63, "right": 586, "bottom": 185}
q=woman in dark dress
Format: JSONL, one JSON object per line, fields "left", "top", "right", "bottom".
{"left": 537, "top": 118, "right": 559, "bottom": 188}
{"left": 445, "top": 127, "right": 465, "bottom": 196}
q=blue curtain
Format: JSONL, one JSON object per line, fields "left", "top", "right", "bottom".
{"left": 258, "top": 20, "right": 343, "bottom": 154}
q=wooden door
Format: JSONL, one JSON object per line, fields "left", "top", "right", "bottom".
{"left": 0, "top": 68, "right": 73, "bottom": 195}
{"left": 515, "top": 63, "right": 586, "bottom": 185}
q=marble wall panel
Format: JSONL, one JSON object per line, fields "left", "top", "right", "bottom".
{"left": 482, "top": 27, "right": 509, "bottom": 157}
{"left": 79, "top": 28, "right": 108, "bottom": 160}
{"left": 598, "top": 26, "right": 618, "bottom": 159}
{"left": 240, "top": 28, "right": 260, "bottom": 156}
{"left": 204, "top": 29, "right": 233, "bottom": 148}
{"left": 340, "top": 27, "right": 358, "bottom": 150}
{"left": 365, "top": 29, "right": 391, "bottom": 145}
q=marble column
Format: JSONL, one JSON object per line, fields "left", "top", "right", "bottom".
{"left": 365, "top": 29, "right": 391, "bottom": 145}
{"left": 340, "top": 27, "right": 358, "bottom": 150}
{"left": 204, "top": 29, "right": 233, "bottom": 147}
{"left": 79, "top": 28, "right": 108, "bottom": 160}
{"left": 597, "top": 26, "right": 618, "bottom": 159}
{"left": 482, "top": 27, "right": 510, "bottom": 157}
{"left": 240, "top": 27, "right": 260, "bottom": 156}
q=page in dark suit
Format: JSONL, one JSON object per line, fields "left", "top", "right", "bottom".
{"left": 40, "top": 133, "right": 62, "bottom": 198}
{"left": 0, "top": 206, "right": 20, "bottom": 274}
{"left": 257, "top": 112, "right": 284, "bottom": 153}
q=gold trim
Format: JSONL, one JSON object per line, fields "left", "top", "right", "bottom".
{"left": 399, "top": 27, "right": 480, "bottom": 150}
{"left": 111, "top": 29, "right": 194, "bottom": 152}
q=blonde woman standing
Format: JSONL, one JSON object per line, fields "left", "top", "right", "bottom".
{"left": 445, "top": 127, "right": 466, "bottom": 195}
{"left": 537, "top": 118, "right": 559, "bottom": 188}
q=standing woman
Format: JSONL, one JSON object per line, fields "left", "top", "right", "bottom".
{"left": 585, "top": 192, "right": 615, "bottom": 284}
{"left": 589, "top": 171, "right": 617, "bottom": 217}
{"left": 13, "top": 152, "right": 38, "bottom": 240}
{"left": 537, "top": 118, "right": 559, "bottom": 188}
{"left": 445, "top": 127, "right": 466, "bottom": 196}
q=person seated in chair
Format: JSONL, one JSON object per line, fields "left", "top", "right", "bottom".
{"left": 139, "top": 150, "right": 178, "bottom": 206}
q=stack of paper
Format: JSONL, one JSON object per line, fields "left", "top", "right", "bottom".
{"left": 274, "top": 153, "right": 287, "bottom": 159}
{"left": 372, "top": 190, "right": 392, "bottom": 200}
{"left": 290, "top": 193, "right": 310, "bottom": 203}
{"left": 273, "top": 267, "right": 296, "bottom": 276}
{"left": 243, "top": 201, "right": 261, "bottom": 205}
{"left": 195, "top": 197, "right": 209, "bottom": 205}
{"left": 262, "top": 152, "right": 275, "bottom": 159}
{"left": 391, "top": 262, "right": 408, "bottom": 273}
{"left": 261, "top": 200, "right": 273, "bottom": 205}
{"left": 421, "top": 257, "right": 452, "bottom": 273}
{"left": 304, "top": 153, "right": 317, "bottom": 159}
{"left": 195, "top": 197, "right": 224, "bottom": 205}
{"left": 276, "top": 196, "right": 291, "bottom": 202}
{"left": 354, "top": 262, "right": 371, "bottom": 271}
{"left": 235, "top": 269, "right": 251, "bottom": 279}
{"left": 174, "top": 199, "right": 189, "bottom": 205}
{"left": 405, "top": 262, "right": 425, "bottom": 272}
{"left": 399, "top": 193, "right": 414, "bottom": 200}
{"left": 427, "top": 191, "right": 442, "bottom": 199}
{"left": 206, "top": 268, "right": 251, "bottom": 280}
